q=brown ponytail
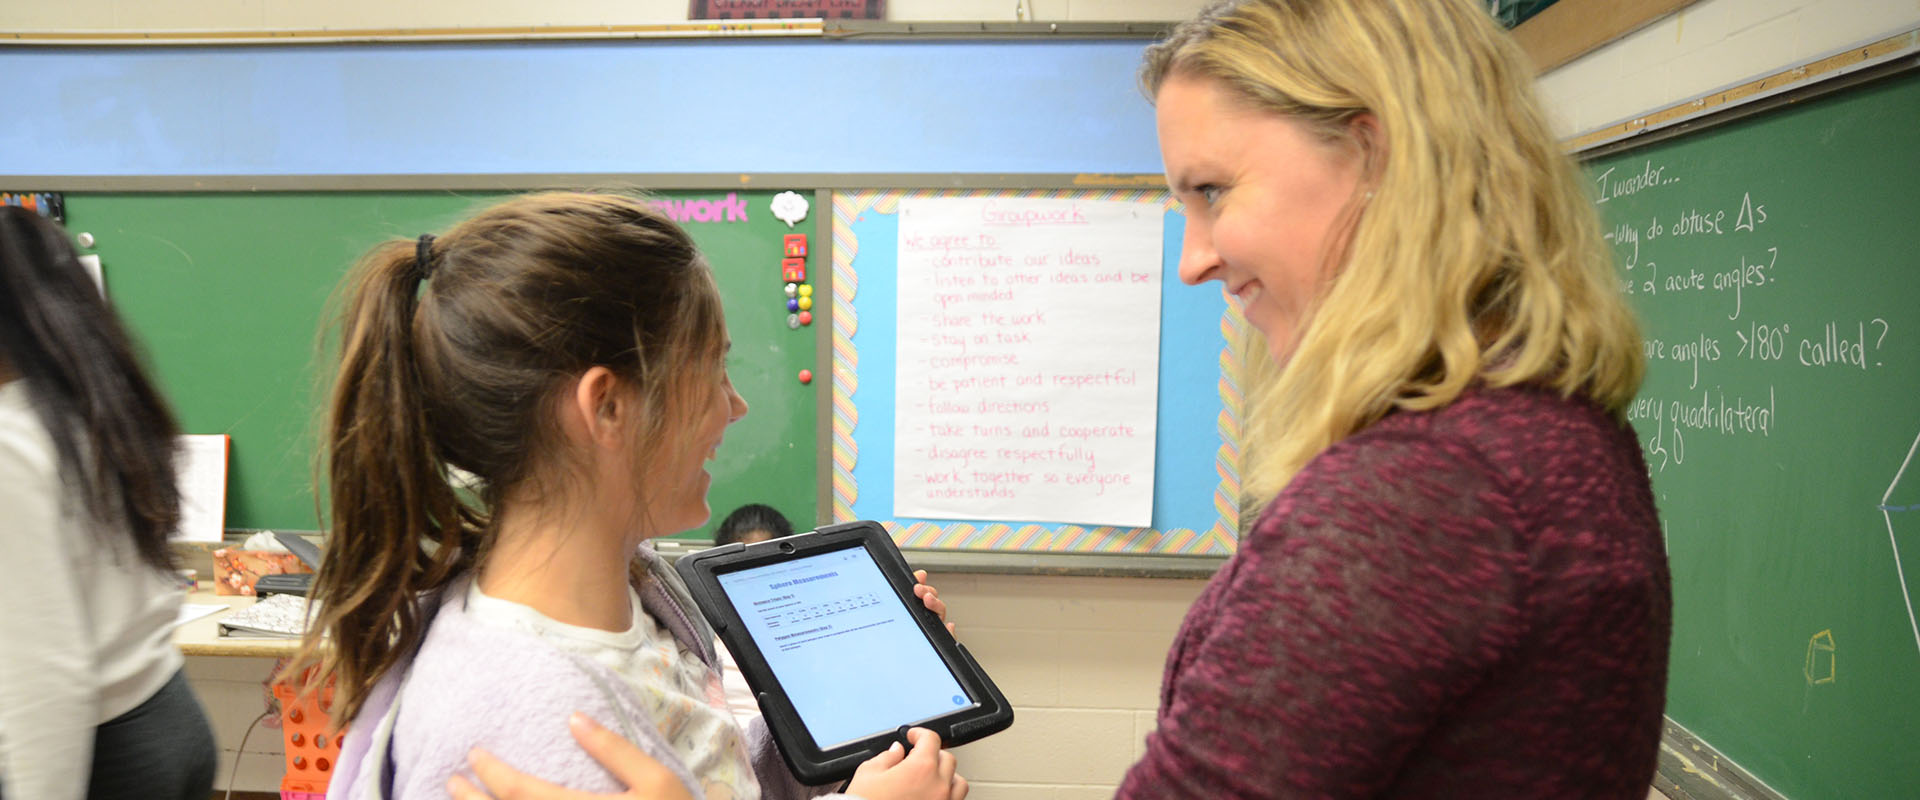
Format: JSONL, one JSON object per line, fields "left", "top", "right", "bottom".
{"left": 286, "top": 193, "right": 726, "bottom": 724}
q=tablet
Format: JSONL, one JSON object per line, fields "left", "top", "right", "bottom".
{"left": 674, "top": 520, "right": 1014, "bottom": 784}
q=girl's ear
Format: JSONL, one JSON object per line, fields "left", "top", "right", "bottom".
{"left": 566, "top": 366, "right": 627, "bottom": 450}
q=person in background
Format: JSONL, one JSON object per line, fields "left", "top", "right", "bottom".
{"left": 454, "top": 1, "right": 1671, "bottom": 798}
{"left": 712, "top": 503, "right": 794, "bottom": 548}
{"left": 0, "top": 207, "right": 218, "bottom": 800}
{"left": 287, "top": 192, "right": 963, "bottom": 800}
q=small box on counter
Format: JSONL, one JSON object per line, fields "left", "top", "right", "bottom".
{"left": 211, "top": 548, "right": 313, "bottom": 596}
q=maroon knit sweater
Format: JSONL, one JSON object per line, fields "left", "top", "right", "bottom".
{"left": 1117, "top": 386, "right": 1670, "bottom": 799}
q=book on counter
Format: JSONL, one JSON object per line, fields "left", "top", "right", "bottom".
{"left": 218, "top": 592, "right": 314, "bottom": 639}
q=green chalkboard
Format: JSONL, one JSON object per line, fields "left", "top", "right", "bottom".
{"left": 1586, "top": 71, "right": 1920, "bottom": 797}
{"left": 66, "top": 190, "right": 819, "bottom": 539}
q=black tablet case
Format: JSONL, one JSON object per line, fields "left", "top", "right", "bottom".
{"left": 674, "top": 520, "right": 1014, "bottom": 784}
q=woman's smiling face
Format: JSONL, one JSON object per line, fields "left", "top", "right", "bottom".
{"left": 1155, "top": 73, "right": 1369, "bottom": 362}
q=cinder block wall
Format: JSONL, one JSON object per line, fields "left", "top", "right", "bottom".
{"left": 939, "top": 573, "right": 1209, "bottom": 799}
{"left": 188, "top": 656, "right": 296, "bottom": 792}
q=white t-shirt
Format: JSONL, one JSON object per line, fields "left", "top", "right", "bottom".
{"left": 0, "top": 379, "right": 185, "bottom": 800}
{"left": 465, "top": 579, "right": 762, "bottom": 800}
{"left": 716, "top": 639, "right": 764, "bottom": 729}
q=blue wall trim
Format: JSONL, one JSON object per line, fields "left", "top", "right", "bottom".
{"left": 2, "top": 39, "right": 1164, "bottom": 176}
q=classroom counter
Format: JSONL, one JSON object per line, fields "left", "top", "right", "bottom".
{"left": 174, "top": 586, "right": 301, "bottom": 658}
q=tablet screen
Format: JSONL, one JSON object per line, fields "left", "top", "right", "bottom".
{"left": 716, "top": 545, "right": 978, "bottom": 749}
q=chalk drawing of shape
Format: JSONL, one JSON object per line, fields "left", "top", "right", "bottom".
{"left": 1804, "top": 629, "right": 1836, "bottom": 685}
{"left": 1883, "top": 429, "right": 1920, "bottom": 660}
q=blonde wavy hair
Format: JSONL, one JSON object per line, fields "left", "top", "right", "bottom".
{"left": 1143, "top": 0, "right": 1644, "bottom": 510}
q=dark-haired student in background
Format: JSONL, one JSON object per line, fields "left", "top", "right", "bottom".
{"left": 712, "top": 503, "right": 795, "bottom": 548}
{"left": 0, "top": 207, "right": 218, "bottom": 800}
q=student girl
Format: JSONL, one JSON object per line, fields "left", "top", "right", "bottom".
{"left": 457, "top": 1, "right": 1671, "bottom": 797}
{"left": 712, "top": 504, "right": 794, "bottom": 548}
{"left": 0, "top": 207, "right": 218, "bottom": 800}
{"left": 288, "top": 192, "right": 964, "bottom": 800}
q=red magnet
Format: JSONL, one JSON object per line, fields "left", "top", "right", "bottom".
{"left": 781, "top": 258, "right": 807, "bottom": 283}
{"left": 783, "top": 233, "right": 808, "bottom": 258}
{"left": 798, "top": 369, "right": 813, "bottom": 384}
{"left": 798, "top": 310, "right": 813, "bottom": 326}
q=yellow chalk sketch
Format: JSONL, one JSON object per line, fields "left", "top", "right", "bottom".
{"left": 1804, "top": 629, "right": 1836, "bottom": 685}
{"left": 1660, "top": 741, "right": 1725, "bottom": 790}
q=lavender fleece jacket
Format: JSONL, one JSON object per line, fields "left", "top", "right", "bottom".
{"left": 329, "top": 548, "right": 838, "bottom": 800}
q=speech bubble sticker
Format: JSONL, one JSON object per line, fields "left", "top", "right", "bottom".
{"left": 771, "top": 191, "right": 810, "bottom": 229}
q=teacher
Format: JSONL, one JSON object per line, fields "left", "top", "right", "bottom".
{"left": 454, "top": 0, "right": 1671, "bottom": 797}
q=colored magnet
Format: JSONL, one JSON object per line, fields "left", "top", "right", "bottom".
{"left": 783, "top": 233, "right": 809, "bottom": 258}
{"left": 798, "top": 369, "right": 813, "bottom": 384}
{"left": 797, "top": 296, "right": 813, "bottom": 311}
{"left": 784, "top": 282, "right": 799, "bottom": 297}
{"left": 781, "top": 258, "right": 807, "bottom": 283}
{"left": 787, "top": 298, "right": 800, "bottom": 312}
{"left": 798, "top": 310, "right": 813, "bottom": 326}
{"left": 797, "top": 284, "right": 813, "bottom": 298}
{"left": 787, "top": 314, "right": 801, "bottom": 329}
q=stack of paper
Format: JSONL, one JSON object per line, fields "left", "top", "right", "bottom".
{"left": 218, "top": 593, "right": 314, "bottom": 639}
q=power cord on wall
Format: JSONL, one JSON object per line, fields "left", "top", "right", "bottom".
{"left": 222, "top": 710, "right": 273, "bottom": 800}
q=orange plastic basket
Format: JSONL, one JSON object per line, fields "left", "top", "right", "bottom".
{"left": 272, "top": 678, "right": 346, "bottom": 799}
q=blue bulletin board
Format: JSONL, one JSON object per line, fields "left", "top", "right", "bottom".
{"left": 830, "top": 189, "right": 1241, "bottom": 555}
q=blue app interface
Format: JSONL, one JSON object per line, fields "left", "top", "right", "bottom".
{"left": 718, "top": 546, "right": 975, "bottom": 749}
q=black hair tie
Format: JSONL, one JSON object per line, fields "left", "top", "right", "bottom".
{"left": 414, "top": 234, "right": 437, "bottom": 280}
